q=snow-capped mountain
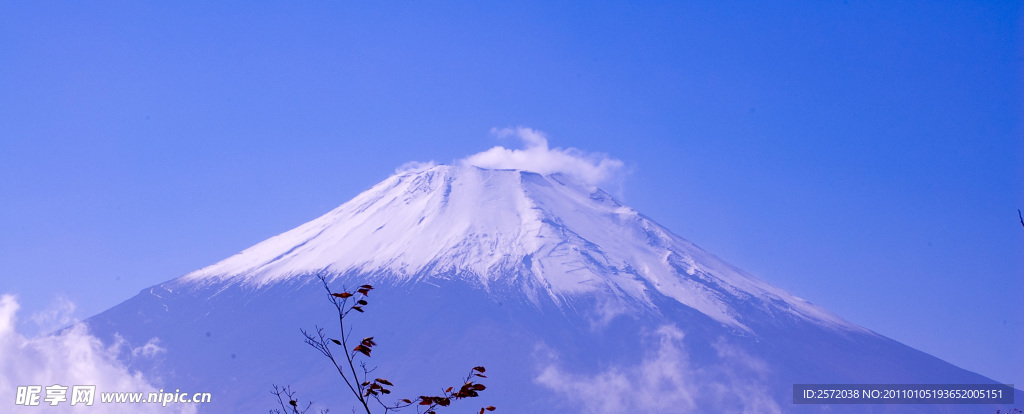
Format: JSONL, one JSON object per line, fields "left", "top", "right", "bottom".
{"left": 85, "top": 165, "right": 1019, "bottom": 413}
{"left": 184, "top": 165, "right": 848, "bottom": 331}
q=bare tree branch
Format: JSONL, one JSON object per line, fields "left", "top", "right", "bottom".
{"left": 270, "top": 385, "right": 325, "bottom": 414}
{"left": 273, "top": 271, "right": 495, "bottom": 414}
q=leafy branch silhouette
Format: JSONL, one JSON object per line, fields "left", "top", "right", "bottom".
{"left": 272, "top": 274, "right": 495, "bottom": 414}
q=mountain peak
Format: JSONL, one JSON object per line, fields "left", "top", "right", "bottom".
{"left": 181, "top": 165, "right": 853, "bottom": 331}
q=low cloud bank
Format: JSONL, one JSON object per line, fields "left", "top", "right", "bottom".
{"left": 0, "top": 295, "right": 191, "bottom": 413}
{"left": 535, "top": 325, "right": 781, "bottom": 414}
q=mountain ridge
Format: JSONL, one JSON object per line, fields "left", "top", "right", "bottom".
{"left": 79, "top": 164, "right": 1019, "bottom": 413}
{"left": 179, "top": 165, "right": 854, "bottom": 333}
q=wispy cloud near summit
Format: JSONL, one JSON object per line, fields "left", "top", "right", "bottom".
{"left": 460, "top": 127, "right": 625, "bottom": 187}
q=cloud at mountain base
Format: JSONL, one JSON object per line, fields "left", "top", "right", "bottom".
{"left": 0, "top": 295, "right": 192, "bottom": 413}
{"left": 534, "top": 324, "right": 780, "bottom": 414}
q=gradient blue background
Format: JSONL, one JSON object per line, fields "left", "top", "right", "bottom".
{"left": 2, "top": 1, "right": 1021, "bottom": 387}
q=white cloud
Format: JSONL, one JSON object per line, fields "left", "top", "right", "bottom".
{"left": 585, "top": 295, "right": 632, "bottom": 331}
{"left": 394, "top": 160, "right": 437, "bottom": 174}
{"left": 460, "top": 127, "right": 625, "bottom": 187}
{"left": 535, "top": 325, "right": 697, "bottom": 413}
{"left": 535, "top": 325, "right": 781, "bottom": 414}
{"left": 29, "top": 295, "right": 77, "bottom": 335}
{"left": 0, "top": 295, "right": 193, "bottom": 413}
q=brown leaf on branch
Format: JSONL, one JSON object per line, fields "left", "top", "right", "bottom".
{"left": 353, "top": 345, "right": 371, "bottom": 357}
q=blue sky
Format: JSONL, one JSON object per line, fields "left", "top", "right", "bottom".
{"left": 1, "top": 1, "right": 1021, "bottom": 387}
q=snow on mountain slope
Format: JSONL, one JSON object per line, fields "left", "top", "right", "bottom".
{"left": 82, "top": 164, "right": 1021, "bottom": 414}
{"left": 182, "top": 165, "right": 852, "bottom": 332}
